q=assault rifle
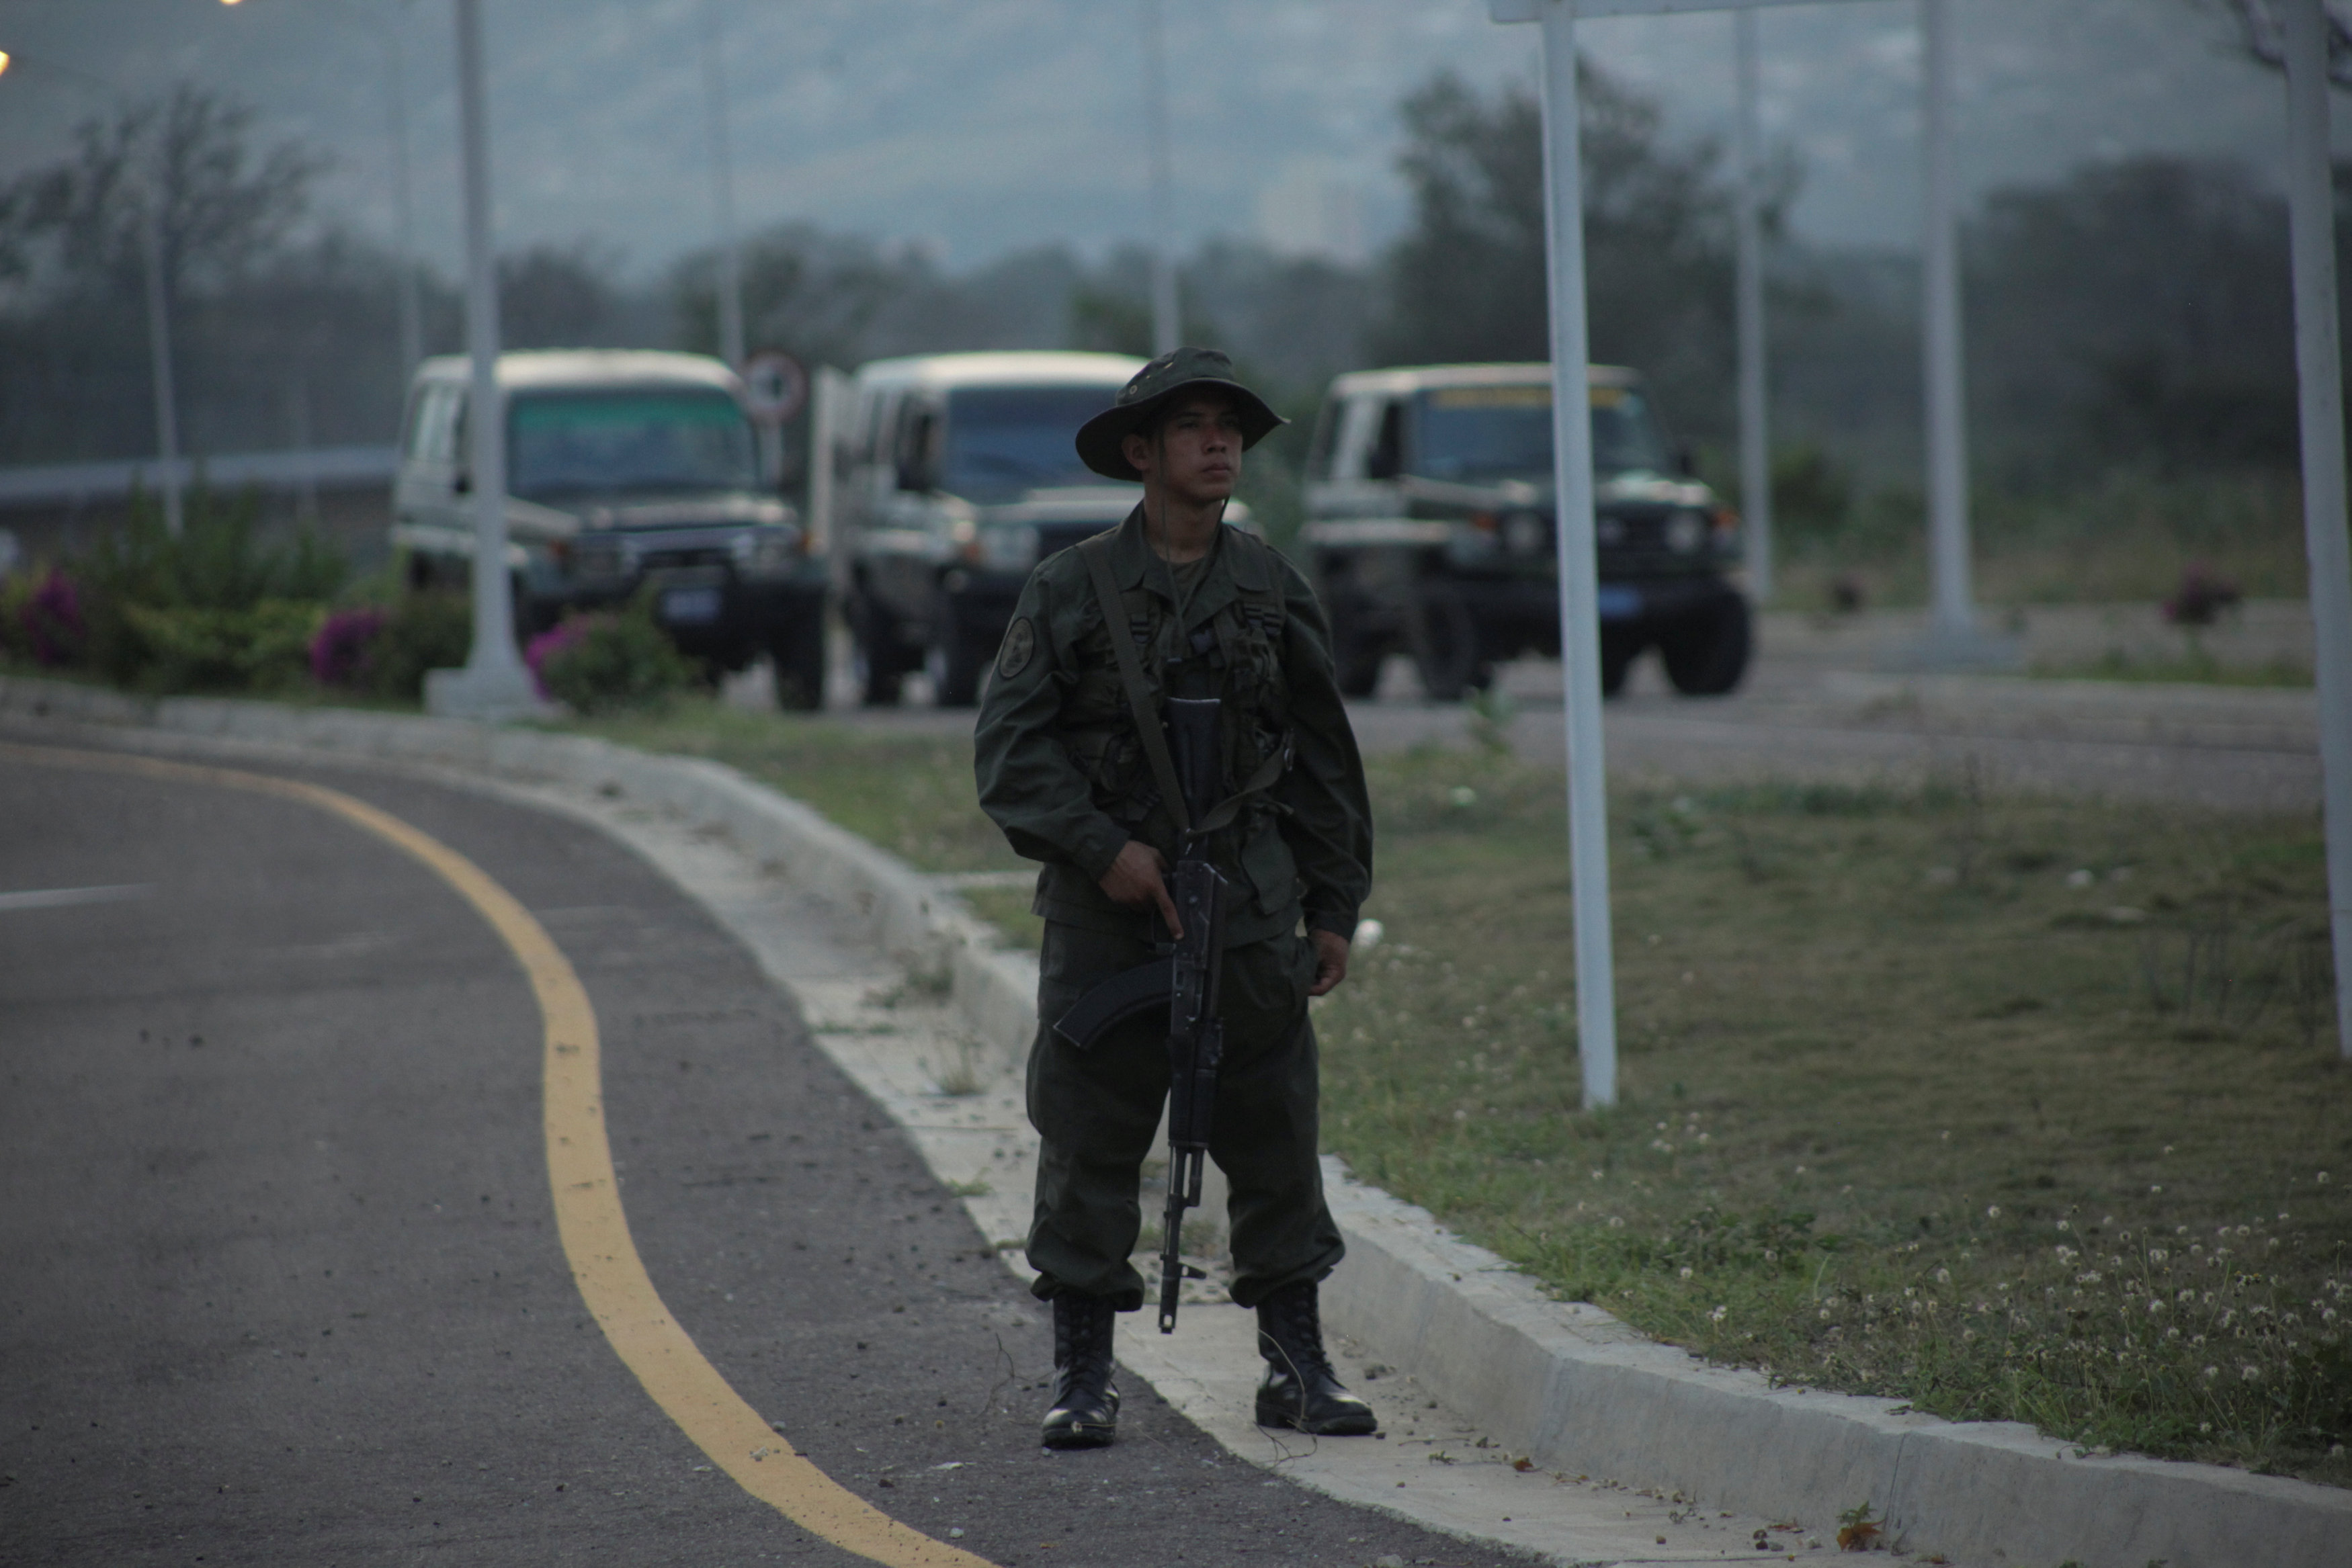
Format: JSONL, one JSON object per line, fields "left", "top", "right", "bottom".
{"left": 1053, "top": 696, "right": 1229, "bottom": 1333}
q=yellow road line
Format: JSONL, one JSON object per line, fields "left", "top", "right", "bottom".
{"left": 4, "top": 742, "right": 996, "bottom": 1568}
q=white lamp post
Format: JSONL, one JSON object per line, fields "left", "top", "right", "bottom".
{"left": 700, "top": 0, "right": 747, "bottom": 368}
{"left": 1732, "top": 7, "right": 1772, "bottom": 601}
{"left": 138, "top": 138, "right": 185, "bottom": 538}
{"left": 1142, "top": 0, "right": 1179, "bottom": 357}
{"left": 424, "top": 0, "right": 540, "bottom": 717}
{"left": 2279, "top": 0, "right": 2352, "bottom": 1058}
{"left": 1489, "top": 0, "right": 1890, "bottom": 1108}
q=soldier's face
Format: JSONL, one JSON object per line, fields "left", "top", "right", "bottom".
{"left": 1125, "top": 393, "right": 1244, "bottom": 504}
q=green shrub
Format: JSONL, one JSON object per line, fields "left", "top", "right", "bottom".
{"left": 359, "top": 592, "right": 473, "bottom": 702}
{"left": 114, "top": 599, "right": 321, "bottom": 693}
{"left": 529, "top": 595, "right": 696, "bottom": 715}
{"left": 79, "top": 486, "right": 349, "bottom": 689}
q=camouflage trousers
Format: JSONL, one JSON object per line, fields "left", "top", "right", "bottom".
{"left": 1024, "top": 920, "right": 1345, "bottom": 1311}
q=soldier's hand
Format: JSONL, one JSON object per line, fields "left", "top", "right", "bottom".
{"left": 1307, "top": 928, "right": 1350, "bottom": 996}
{"left": 1100, "top": 840, "right": 1182, "bottom": 938}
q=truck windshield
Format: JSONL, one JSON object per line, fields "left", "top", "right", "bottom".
{"left": 942, "top": 385, "right": 1121, "bottom": 501}
{"left": 1411, "top": 383, "right": 1671, "bottom": 481}
{"left": 507, "top": 390, "right": 757, "bottom": 498}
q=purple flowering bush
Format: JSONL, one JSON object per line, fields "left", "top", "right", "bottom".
{"left": 309, "top": 606, "right": 388, "bottom": 689}
{"left": 17, "top": 566, "right": 85, "bottom": 666}
{"left": 526, "top": 597, "right": 695, "bottom": 713}
{"left": 524, "top": 619, "right": 592, "bottom": 697}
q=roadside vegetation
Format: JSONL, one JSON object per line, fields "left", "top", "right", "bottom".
{"left": 556, "top": 701, "right": 2349, "bottom": 1486}
{"left": 1320, "top": 746, "right": 2347, "bottom": 1487}
{"left": 0, "top": 487, "right": 693, "bottom": 714}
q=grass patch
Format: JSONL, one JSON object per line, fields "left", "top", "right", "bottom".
{"left": 556, "top": 702, "right": 1025, "bottom": 875}
{"left": 2027, "top": 650, "right": 2313, "bottom": 689}
{"left": 1322, "top": 748, "right": 2349, "bottom": 1484}
{"left": 561, "top": 699, "right": 2351, "bottom": 1481}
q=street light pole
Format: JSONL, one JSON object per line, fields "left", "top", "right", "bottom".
{"left": 1919, "top": 0, "right": 1974, "bottom": 647}
{"left": 700, "top": 0, "right": 746, "bottom": 368}
{"left": 425, "top": 0, "right": 539, "bottom": 717}
{"left": 380, "top": 11, "right": 423, "bottom": 378}
{"left": 1732, "top": 5, "right": 1771, "bottom": 602}
{"left": 138, "top": 134, "right": 185, "bottom": 538}
{"left": 1142, "top": 0, "right": 1179, "bottom": 357}
{"left": 1517, "top": 0, "right": 1624, "bottom": 1111}
{"left": 2281, "top": 0, "right": 2352, "bottom": 1059}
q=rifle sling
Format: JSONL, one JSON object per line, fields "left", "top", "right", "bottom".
{"left": 1078, "top": 531, "right": 1290, "bottom": 843}
{"left": 1080, "top": 535, "right": 1193, "bottom": 836}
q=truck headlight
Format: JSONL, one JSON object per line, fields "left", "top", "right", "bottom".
{"left": 737, "top": 525, "right": 804, "bottom": 576}
{"left": 962, "top": 524, "right": 1037, "bottom": 572}
{"left": 1665, "top": 509, "right": 1708, "bottom": 554}
{"left": 571, "top": 538, "right": 626, "bottom": 579}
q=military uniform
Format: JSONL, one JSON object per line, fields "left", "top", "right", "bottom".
{"left": 976, "top": 505, "right": 1372, "bottom": 1305}
{"left": 974, "top": 346, "right": 1377, "bottom": 1450}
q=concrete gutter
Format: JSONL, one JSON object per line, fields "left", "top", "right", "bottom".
{"left": 5, "top": 672, "right": 2347, "bottom": 1568}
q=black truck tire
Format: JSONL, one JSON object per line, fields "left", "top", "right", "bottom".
{"left": 770, "top": 610, "right": 827, "bottom": 712}
{"left": 1599, "top": 625, "right": 1642, "bottom": 697}
{"left": 1330, "top": 604, "right": 1386, "bottom": 699}
{"left": 927, "top": 628, "right": 984, "bottom": 709}
{"left": 1410, "top": 585, "right": 1493, "bottom": 702}
{"left": 1658, "top": 594, "right": 1752, "bottom": 696}
{"left": 849, "top": 597, "right": 908, "bottom": 707}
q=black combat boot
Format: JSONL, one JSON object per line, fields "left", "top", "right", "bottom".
{"left": 1040, "top": 1292, "right": 1120, "bottom": 1450}
{"left": 1254, "top": 1280, "right": 1378, "bottom": 1436}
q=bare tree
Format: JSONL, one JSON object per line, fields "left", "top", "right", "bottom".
{"left": 1, "top": 84, "right": 325, "bottom": 306}
{"left": 2205, "top": 0, "right": 2352, "bottom": 85}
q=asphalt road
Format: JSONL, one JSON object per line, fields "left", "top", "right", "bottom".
{"left": 0, "top": 742, "right": 1528, "bottom": 1568}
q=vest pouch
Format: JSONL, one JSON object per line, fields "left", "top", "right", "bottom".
{"left": 1238, "top": 824, "right": 1302, "bottom": 918}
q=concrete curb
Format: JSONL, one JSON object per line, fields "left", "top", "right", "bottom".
{"left": 7, "top": 672, "right": 2347, "bottom": 1568}
{"left": 1319, "top": 1168, "right": 2351, "bottom": 1568}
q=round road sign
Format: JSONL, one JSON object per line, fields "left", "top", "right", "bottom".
{"left": 741, "top": 351, "right": 807, "bottom": 425}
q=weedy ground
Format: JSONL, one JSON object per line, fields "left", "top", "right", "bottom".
{"left": 561, "top": 701, "right": 2350, "bottom": 1484}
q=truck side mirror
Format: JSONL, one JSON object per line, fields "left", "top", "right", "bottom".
{"left": 1675, "top": 442, "right": 1697, "bottom": 478}
{"left": 453, "top": 470, "right": 473, "bottom": 495}
{"left": 895, "top": 409, "right": 939, "bottom": 492}
{"left": 1366, "top": 401, "right": 1404, "bottom": 481}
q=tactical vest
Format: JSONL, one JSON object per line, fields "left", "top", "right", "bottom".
{"left": 1060, "top": 527, "right": 1292, "bottom": 873}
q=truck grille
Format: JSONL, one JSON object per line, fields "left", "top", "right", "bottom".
{"left": 1036, "top": 520, "right": 1119, "bottom": 561}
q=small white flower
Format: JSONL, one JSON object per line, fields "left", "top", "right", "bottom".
{"left": 1986, "top": 1205, "right": 2002, "bottom": 1220}
{"left": 1708, "top": 1305, "right": 1728, "bottom": 1324}
{"left": 1679, "top": 1266, "right": 1694, "bottom": 1280}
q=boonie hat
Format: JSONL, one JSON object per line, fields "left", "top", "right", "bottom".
{"left": 1075, "top": 347, "right": 1286, "bottom": 481}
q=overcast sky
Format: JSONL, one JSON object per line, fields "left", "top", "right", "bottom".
{"left": 0, "top": 0, "right": 2328, "bottom": 284}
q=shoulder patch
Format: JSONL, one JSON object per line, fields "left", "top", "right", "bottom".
{"left": 996, "top": 616, "right": 1038, "bottom": 680}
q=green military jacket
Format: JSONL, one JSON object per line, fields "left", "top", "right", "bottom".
{"left": 974, "top": 507, "right": 1372, "bottom": 949}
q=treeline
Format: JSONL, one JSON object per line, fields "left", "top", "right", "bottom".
{"left": 0, "top": 67, "right": 2333, "bottom": 527}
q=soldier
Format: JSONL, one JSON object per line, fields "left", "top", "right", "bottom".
{"left": 974, "top": 348, "right": 1378, "bottom": 1450}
